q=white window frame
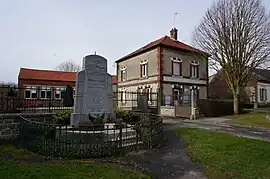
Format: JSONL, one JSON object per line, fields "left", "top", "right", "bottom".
{"left": 140, "top": 60, "right": 148, "bottom": 78}
{"left": 120, "top": 88, "right": 126, "bottom": 104}
{"left": 120, "top": 67, "right": 127, "bottom": 81}
{"left": 40, "top": 87, "right": 52, "bottom": 99}
{"left": 55, "top": 87, "right": 65, "bottom": 100}
{"left": 260, "top": 88, "right": 267, "bottom": 101}
{"left": 24, "top": 86, "right": 37, "bottom": 99}
{"left": 171, "top": 57, "right": 182, "bottom": 76}
{"left": 190, "top": 61, "right": 199, "bottom": 78}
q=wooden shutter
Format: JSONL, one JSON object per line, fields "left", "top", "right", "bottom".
{"left": 260, "top": 89, "right": 263, "bottom": 101}
{"left": 196, "top": 65, "right": 199, "bottom": 78}
{"left": 190, "top": 64, "right": 192, "bottom": 77}
{"left": 140, "top": 64, "right": 142, "bottom": 78}
{"left": 180, "top": 62, "right": 182, "bottom": 76}
{"left": 171, "top": 60, "right": 174, "bottom": 75}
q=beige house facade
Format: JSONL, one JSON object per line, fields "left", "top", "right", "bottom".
{"left": 115, "top": 28, "right": 209, "bottom": 117}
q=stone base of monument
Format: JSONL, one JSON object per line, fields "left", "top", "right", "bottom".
{"left": 70, "top": 113, "right": 115, "bottom": 127}
{"left": 55, "top": 123, "right": 142, "bottom": 148}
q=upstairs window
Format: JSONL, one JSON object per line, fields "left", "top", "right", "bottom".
{"left": 40, "top": 87, "right": 52, "bottom": 99}
{"left": 190, "top": 61, "right": 199, "bottom": 78}
{"left": 55, "top": 87, "right": 65, "bottom": 99}
{"left": 140, "top": 60, "right": 148, "bottom": 78}
{"left": 24, "top": 86, "right": 37, "bottom": 99}
{"left": 120, "top": 67, "right": 127, "bottom": 81}
{"left": 171, "top": 57, "right": 182, "bottom": 76}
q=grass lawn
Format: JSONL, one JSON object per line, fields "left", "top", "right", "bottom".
{"left": 225, "top": 111, "right": 270, "bottom": 128}
{"left": 0, "top": 144, "right": 149, "bottom": 179}
{"left": 175, "top": 127, "right": 270, "bottom": 179}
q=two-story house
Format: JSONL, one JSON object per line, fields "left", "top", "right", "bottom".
{"left": 115, "top": 28, "right": 209, "bottom": 117}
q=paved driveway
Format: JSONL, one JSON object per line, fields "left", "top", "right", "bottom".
{"left": 122, "top": 125, "right": 207, "bottom": 179}
{"left": 164, "top": 118, "right": 270, "bottom": 142}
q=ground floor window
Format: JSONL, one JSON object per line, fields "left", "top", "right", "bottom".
{"left": 120, "top": 89, "right": 126, "bottom": 104}
{"left": 259, "top": 88, "right": 267, "bottom": 101}
{"left": 24, "top": 86, "right": 37, "bottom": 99}
{"left": 55, "top": 87, "right": 65, "bottom": 99}
{"left": 146, "top": 88, "right": 152, "bottom": 104}
{"left": 40, "top": 87, "right": 52, "bottom": 99}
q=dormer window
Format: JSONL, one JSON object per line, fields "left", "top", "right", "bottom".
{"left": 140, "top": 60, "right": 148, "bottom": 78}
{"left": 190, "top": 61, "right": 199, "bottom": 78}
{"left": 171, "top": 57, "right": 182, "bottom": 76}
{"left": 120, "top": 66, "right": 127, "bottom": 81}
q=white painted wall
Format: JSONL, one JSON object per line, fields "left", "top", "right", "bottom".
{"left": 257, "top": 82, "right": 270, "bottom": 103}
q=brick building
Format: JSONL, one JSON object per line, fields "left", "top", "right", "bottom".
{"left": 209, "top": 68, "right": 270, "bottom": 105}
{"left": 18, "top": 68, "right": 117, "bottom": 106}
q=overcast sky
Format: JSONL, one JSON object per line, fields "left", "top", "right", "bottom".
{"left": 1, "top": 0, "right": 270, "bottom": 83}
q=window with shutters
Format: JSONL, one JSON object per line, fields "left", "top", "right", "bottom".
{"left": 140, "top": 60, "right": 148, "bottom": 78}
{"left": 190, "top": 61, "right": 199, "bottom": 78}
{"left": 171, "top": 57, "right": 182, "bottom": 76}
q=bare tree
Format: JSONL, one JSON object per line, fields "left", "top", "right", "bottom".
{"left": 193, "top": 0, "right": 270, "bottom": 114}
{"left": 56, "top": 60, "right": 81, "bottom": 72}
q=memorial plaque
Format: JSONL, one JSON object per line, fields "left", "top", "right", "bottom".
{"left": 70, "top": 54, "right": 113, "bottom": 127}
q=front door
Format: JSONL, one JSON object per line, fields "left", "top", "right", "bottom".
{"left": 173, "top": 89, "right": 180, "bottom": 105}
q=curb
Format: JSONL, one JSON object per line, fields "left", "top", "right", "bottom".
{"left": 221, "top": 123, "right": 270, "bottom": 132}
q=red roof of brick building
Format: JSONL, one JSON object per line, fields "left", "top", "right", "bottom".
{"left": 18, "top": 68, "right": 117, "bottom": 84}
{"left": 116, "top": 35, "right": 209, "bottom": 62}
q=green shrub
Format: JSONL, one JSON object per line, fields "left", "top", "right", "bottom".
{"left": 52, "top": 109, "right": 72, "bottom": 125}
{"left": 114, "top": 107, "right": 140, "bottom": 123}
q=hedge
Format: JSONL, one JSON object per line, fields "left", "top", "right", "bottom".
{"left": 197, "top": 99, "right": 251, "bottom": 117}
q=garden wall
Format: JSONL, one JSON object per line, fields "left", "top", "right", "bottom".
{"left": 0, "top": 113, "right": 52, "bottom": 141}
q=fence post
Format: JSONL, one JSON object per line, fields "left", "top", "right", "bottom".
{"left": 119, "top": 123, "right": 123, "bottom": 156}
{"left": 157, "top": 89, "right": 163, "bottom": 115}
{"left": 136, "top": 123, "right": 139, "bottom": 152}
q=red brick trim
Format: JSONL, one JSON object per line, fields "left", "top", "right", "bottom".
{"left": 157, "top": 47, "right": 163, "bottom": 88}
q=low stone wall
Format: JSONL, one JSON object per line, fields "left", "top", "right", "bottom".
{"left": 0, "top": 113, "right": 53, "bottom": 141}
{"left": 160, "top": 105, "right": 192, "bottom": 118}
{"left": 160, "top": 106, "right": 176, "bottom": 117}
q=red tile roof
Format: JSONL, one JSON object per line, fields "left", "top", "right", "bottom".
{"left": 111, "top": 76, "right": 117, "bottom": 84}
{"left": 116, "top": 35, "right": 209, "bottom": 62}
{"left": 18, "top": 68, "right": 117, "bottom": 84}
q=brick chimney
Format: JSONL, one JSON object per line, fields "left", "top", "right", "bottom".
{"left": 170, "top": 28, "right": 178, "bottom": 40}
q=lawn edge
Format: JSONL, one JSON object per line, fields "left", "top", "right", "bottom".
{"left": 222, "top": 121, "right": 270, "bottom": 131}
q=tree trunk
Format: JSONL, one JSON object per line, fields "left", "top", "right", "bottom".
{"left": 233, "top": 93, "right": 239, "bottom": 115}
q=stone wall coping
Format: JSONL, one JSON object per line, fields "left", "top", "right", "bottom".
{"left": 0, "top": 113, "right": 53, "bottom": 118}
{"left": 17, "top": 107, "right": 73, "bottom": 110}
